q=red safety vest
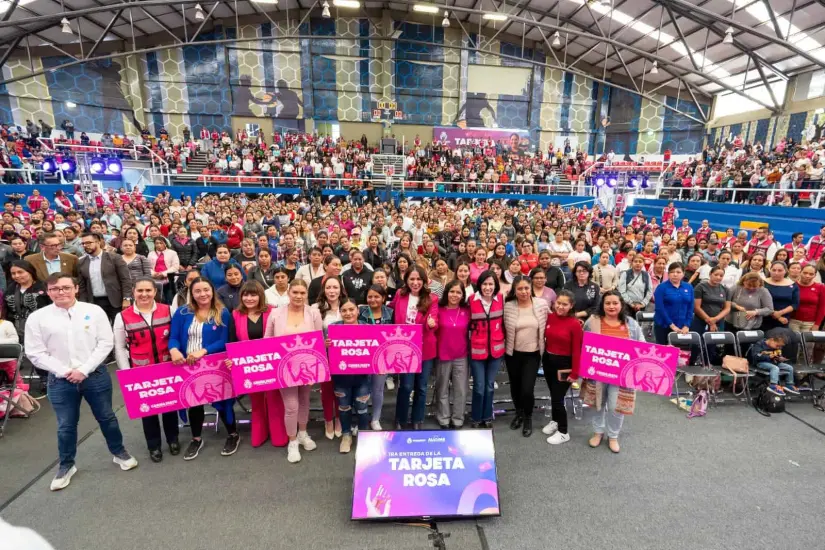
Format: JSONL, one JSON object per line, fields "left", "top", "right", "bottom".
{"left": 122, "top": 304, "right": 172, "bottom": 368}
{"left": 808, "top": 236, "right": 825, "bottom": 262}
{"left": 468, "top": 294, "right": 505, "bottom": 361}
{"left": 748, "top": 238, "right": 773, "bottom": 257}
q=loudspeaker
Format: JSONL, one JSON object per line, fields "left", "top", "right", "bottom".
{"left": 381, "top": 138, "right": 397, "bottom": 155}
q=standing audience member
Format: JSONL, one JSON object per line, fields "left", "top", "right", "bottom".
{"left": 26, "top": 232, "right": 78, "bottom": 282}
{"left": 26, "top": 273, "right": 138, "bottom": 491}
{"left": 435, "top": 279, "right": 470, "bottom": 429}
{"left": 467, "top": 270, "right": 505, "bottom": 428}
{"left": 542, "top": 290, "right": 582, "bottom": 445}
{"left": 652, "top": 262, "right": 694, "bottom": 345}
{"left": 78, "top": 232, "right": 133, "bottom": 322}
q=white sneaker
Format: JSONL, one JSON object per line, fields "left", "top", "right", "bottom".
{"left": 50, "top": 465, "right": 77, "bottom": 491}
{"left": 541, "top": 421, "right": 558, "bottom": 436}
{"left": 351, "top": 426, "right": 358, "bottom": 437}
{"left": 370, "top": 420, "right": 382, "bottom": 431}
{"left": 494, "top": 381, "right": 499, "bottom": 390}
{"left": 287, "top": 440, "right": 301, "bottom": 463}
{"left": 386, "top": 377, "right": 395, "bottom": 390}
{"left": 113, "top": 452, "right": 138, "bottom": 471}
{"left": 297, "top": 430, "right": 317, "bottom": 451}
{"left": 546, "top": 432, "right": 570, "bottom": 445}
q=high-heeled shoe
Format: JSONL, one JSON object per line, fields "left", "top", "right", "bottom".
{"left": 334, "top": 418, "right": 343, "bottom": 438}
{"left": 325, "top": 421, "right": 335, "bottom": 440}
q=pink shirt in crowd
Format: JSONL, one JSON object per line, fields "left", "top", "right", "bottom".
{"left": 436, "top": 306, "right": 470, "bottom": 361}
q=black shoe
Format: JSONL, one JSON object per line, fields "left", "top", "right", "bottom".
{"left": 438, "top": 423, "right": 450, "bottom": 430}
{"left": 470, "top": 421, "right": 482, "bottom": 429}
{"left": 221, "top": 433, "right": 240, "bottom": 456}
{"left": 149, "top": 449, "right": 163, "bottom": 463}
{"left": 169, "top": 440, "right": 181, "bottom": 456}
{"left": 522, "top": 417, "right": 533, "bottom": 437}
{"left": 183, "top": 439, "right": 204, "bottom": 461}
{"left": 509, "top": 413, "right": 523, "bottom": 430}
{"left": 482, "top": 420, "right": 493, "bottom": 429}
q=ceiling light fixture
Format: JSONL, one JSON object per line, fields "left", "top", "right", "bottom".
{"left": 413, "top": 4, "right": 440, "bottom": 14}
{"left": 66, "top": 101, "right": 77, "bottom": 108}
{"left": 723, "top": 26, "right": 734, "bottom": 44}
{"left": 332, "top": 0, "right": 360, "bottom": 7}
{"left": 482, "top": 12, "right": 508, "bottom": 21}
{"left": 442, "top": 11, "right": 450, "bottom": 27}
{"left": 251, "top": 0, "right": 279, "bottom": 3}
{"left": 552, "top": 30, "right": 561, "bottom": 47}
{"left": 650, "top": 60, "right": 658, "bottom": 74}
{"left": 194, "top": 3, "right": 204, "bottom": 20}
{"left": 321, "top": 0, "right": 331, "bottom": 17}
{"left": 60, "top": 17, "right": 72, "bottom": 34}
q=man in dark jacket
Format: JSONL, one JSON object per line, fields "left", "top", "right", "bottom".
{"left": 77, "top": 232, "right": 132, "bottom": 323}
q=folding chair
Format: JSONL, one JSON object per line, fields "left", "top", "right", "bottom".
{"left": 668, "top": 332, "right": 718, "bottom": 403}
{"left": 798, "top": 332, "right": 825, "bottom": 397}
{"left": 702, "top": 331, "right": 750, "bottom": 407}
{"left": 0, "top": 343, "right": 27, "bottom": 438}
{"left": 734, "top": 330, "right": 766, "bottom": 414}
{"left": 635, "top": 311, "right": 655, "bottom": 341}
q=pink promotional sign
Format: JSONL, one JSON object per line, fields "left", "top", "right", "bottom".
{"left": 116, "top": 353, "right": 233, "bottom": 420}
{"left": 327, "top": 324, "right": 423, "bottom": 375}
{"left": 580, "top": 332, "right": 678, "bottom": 396}
{"left": 226, "top": 331, "right": 329, "bottom": 393}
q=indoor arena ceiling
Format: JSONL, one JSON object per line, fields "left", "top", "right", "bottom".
{"left": 1, "top": 0, "right": 824, "bottom": 111}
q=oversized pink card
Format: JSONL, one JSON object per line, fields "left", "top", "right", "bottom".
{"left": 117, "top": 353, "right": 233, "bottom": 420}
{"left": 327, "top": 324, "right": 423, "bottom": 375}
{"left": 226, "top": 331, "right": 329, "bottom": 393}
{"left": 580, "top": 332, "right": 678, "bottom": 395}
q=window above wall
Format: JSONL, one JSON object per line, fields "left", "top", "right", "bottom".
{"left": 715, "top": 81, "right": 788, "bottom": 118}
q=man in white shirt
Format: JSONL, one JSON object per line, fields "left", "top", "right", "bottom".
{"left": 25, "top": 273, "right": 137, "bottom": 492}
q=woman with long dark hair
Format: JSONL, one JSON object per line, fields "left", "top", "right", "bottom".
{"left": 542, "top": 289, "right": 582, "bottom": 445}
{"left": 503, "top": 275, "right": 549, "bottom": 437}
{"left": 389, "top": 266, "right": 438, "bottom": 429}
{"left": 467, "top": 270, "right": 505, "bottom": 428}
{"left": 359, "top": 284, "right": 394, "bottom": 430}
{"left": 168, "top": 277, "right": 237, "bottom": 460}
{"left": 313, "top": 275, "right": 344, "bottom": 439}
{"left": 582, "top": 291, "right": 645, "bottom": 453}
{"left": 435, "top": 279, "right": 470, "bottom": 429}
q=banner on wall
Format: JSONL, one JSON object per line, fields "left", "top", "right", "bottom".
{"left": 327, "top": 325, "right": 423, "bottom": 375}
{"left": 226, "top": 331, "right": 329, "bottom": 393}
{"left": 580, "top": 333, "right": 678, "bottom": 396}
{"left": 433, "top": 126, "right": 530, "bottom": 153}
{"left": 116, "top": 354, "right": 233, "bottom": 420}
{"left": 351, "top": 430, "right": 501, "bottom": 520}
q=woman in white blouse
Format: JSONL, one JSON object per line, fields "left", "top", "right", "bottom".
{"left": 264, "top": 267, "right": 291, "bottom": 308}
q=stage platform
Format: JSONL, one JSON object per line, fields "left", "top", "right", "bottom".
{"left": 2, "top": 366, "right": 825, "bottom": 550}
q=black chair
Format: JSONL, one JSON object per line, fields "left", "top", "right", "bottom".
{"left": 667, "top": 332, "right": 717, "bottom": 402}
{"left": 703, "top": 331, "right": 750, "bottom": 407}
{"left": 0, "top": 343, "right": 27, "bottom": 438}
{"left": 799, "top": 332, "right": 825, "bottom": 395}
{"left": 635, "top": 311, "right": 655, "bottom": 324}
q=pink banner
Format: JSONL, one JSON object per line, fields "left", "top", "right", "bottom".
{"left": 580, "top": 332, "right": 678, "bottom": 396}
{"left": 328, "top": 324, "right": 423, "bottom": 375}
{"left": 226, "top": 331, "right": 329, "bottom": 393}
{"left": 116, "top": 353, "right": 233, "bottom": 420}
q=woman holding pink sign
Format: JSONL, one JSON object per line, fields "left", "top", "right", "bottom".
{"left": 168, "top": 277, "right": 238, "bottom": 460}
{"left": 265, "top": 278, "right": 323, "bottom": 463}
{"left": 390, "top": 266, "right": 438, "bottom": 430}
{"left": 358, "top": 284, "right": 394, "bottom": 430}
{"left": 582, "top": 291, "right": 645, "bottom": 454}
{"left": 227, "top": 281, "right": 287, "bottom": 449}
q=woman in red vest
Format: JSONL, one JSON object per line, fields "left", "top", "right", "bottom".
{"left": 228, "top": 281, "right": 287, "bottom": 448}
{"left": 113, "top": 277, "right": 180, "bottom": 462}
{"left": 467, "top": 270, "right": 505, "bottom": 428}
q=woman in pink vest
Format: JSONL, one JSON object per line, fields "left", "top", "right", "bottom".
{"left": 113, "top": 277, "right": 179, "bottom": 463}
{"left": 228, "top": 281, "right": 287, "bottom": 449}
{"left": 467, "top": 270, "right": 505, "bottom": 428}
{"left": 265, "top": 279, "right": 323, "bottom": 463}
{"left": 389, "top": 265, "right": 438, "bottom": 429}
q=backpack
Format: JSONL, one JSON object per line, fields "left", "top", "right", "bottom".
{"left": 623, "top": 269, "right": 650, "bottom": 297}
{"left": 754, "top": 387, "right": 785, "bottom": 414}
{"left": 687, "top": 390, "right": 707, "bottom": 418}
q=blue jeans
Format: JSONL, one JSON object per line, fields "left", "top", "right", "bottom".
{"left": 396, "top": 359, "right": 434, "bottom": 426}
{"left": 758, "top": 361, "right": 794, "bottom": 385}
{"left": 48, "top": 366, "right": 126, "bottom": 469}
{"left": 333, "top": 374, "right": 371, "bottom": 434}
{"left": 470, "top": 357, "right": 502, "bottom": 422}
{"left": 592, "top": 383, "right": 624, "bottom": 438}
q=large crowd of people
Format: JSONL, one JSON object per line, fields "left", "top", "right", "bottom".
{"left": 3, "top": 183, "right": 825, "bottom": 492}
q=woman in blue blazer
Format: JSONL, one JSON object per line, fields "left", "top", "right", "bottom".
{"left": 169, "top": 277, "right": 238, "bottom": 460}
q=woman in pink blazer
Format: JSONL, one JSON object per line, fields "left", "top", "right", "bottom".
{"left": 228, "top": 281, "right": 287, "bottom": 448}
{"left": 264, "top": 278, "right": 324, "bottom": 463}
{"left": 389, "top": 265, "right": 439, "bottom": 430}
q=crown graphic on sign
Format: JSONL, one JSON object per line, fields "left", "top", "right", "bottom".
{"left": 283, "top": 334, "right": 318, "bottom": 351}
{"left": 633, "top": 346, "right": 673, "bottom": 363}
{"left": 380, "top": 326, "right": 414, "bottom": 341}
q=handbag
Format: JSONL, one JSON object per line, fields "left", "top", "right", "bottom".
{"left": 0, "top": 386, "right": 40, "bottom": 418}
{"left": 722, "top": 355, "right": 749, "bottom": 374}
{"left": 579, "top": 379, "right": 597, "bottom": 408}
{"left": 614, "top": 387, "right": 636, "bottom": 416}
